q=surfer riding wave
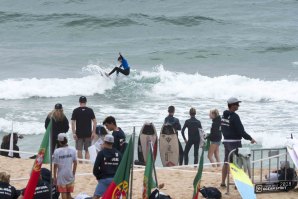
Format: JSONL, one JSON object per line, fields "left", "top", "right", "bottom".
{"left": 108, "top": 53, "right": 130, "bottom": 76}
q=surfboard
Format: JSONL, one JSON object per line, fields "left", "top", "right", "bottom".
{"left": 230, "top": 163, "right": 256, "bottom": 199}
{"left": 286, "top": 138, "right": 298, "bottom": 168}
{"left": 137, "top": 122, "right": 158, "bottom": 164}
{"left": 159, "top": 124, "right": 179, "bottom": 167}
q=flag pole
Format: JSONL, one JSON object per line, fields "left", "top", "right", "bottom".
{"left": 49, "top": 117, "right": 53, "bottom": 199}
{"left": 129, "top": 126, "right": 136, "bottom": 199}
{"left": 150, "top": 141, "right": 159, "bottom": 188}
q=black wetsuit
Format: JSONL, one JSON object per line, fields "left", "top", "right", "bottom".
{"left": 164, "top": 115, "right": 184, "bottom": 165}
{"left": 181, "top": 116, "right": 202, "bottom": 165}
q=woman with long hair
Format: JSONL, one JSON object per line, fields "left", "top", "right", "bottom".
{"left": 207, "top": 109, "right": 222, "bottom": 168}
{"left": 45, "top": 103, "right": 69, "bottom": 154}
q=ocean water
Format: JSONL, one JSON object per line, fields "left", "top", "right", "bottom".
{"left": 0, "top": 0, "right": 298, "bottom": 156}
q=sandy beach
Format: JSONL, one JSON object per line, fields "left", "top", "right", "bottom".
{"left": 1, "top": 156, "right": 297, "bottom": 199}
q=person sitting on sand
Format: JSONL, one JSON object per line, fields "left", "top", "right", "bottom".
{"left": 53, "top": 133, "right": 77, "bottom": 199}
{"left": 0, "top": 133, "right": 23, "bottom": 158}
{"left": 0, "top": 172, "right": 19, "bottom": 199}
{"left": 108, "top": 53, "right": 130, "bottom": 76}
{"left": 206, "top": 109, "right": 222, "bottom": 167}
{"left": 93, "top": 134, "right": 122, "bottom": 199}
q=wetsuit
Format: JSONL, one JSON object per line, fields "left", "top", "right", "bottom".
{"left": 109, "top": 56, "right": 130, "bottom": 76}
{"left": 221, "top": 110, "right": 253, "bottom": 162}
{"left": 181, "top": 116, "right": 202, "bottom": 165}
{"left": 164, "top": 115, "right": 183, "bottom": 165}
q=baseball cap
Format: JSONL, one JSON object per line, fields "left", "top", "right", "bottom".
{"left": 104, "top": 134, "right": 114, "bottom": 143}
{"left": 54, "top": 103, "right": 62, "bottom": 110}
{"left": 227, "top": 97, "right": 242, "bottom": 105}
{"left": 57, "top": 133, "right": 67, "bottom": 141}
{"left": 79, "top": 96, "right": 87, "bottom": 103}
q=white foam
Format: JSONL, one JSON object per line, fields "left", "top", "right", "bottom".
{"left": 0, "top": 67, "right": 115, "bottom": 100}
{"left": 146, "top": 65, "right": 298, "bottom": 102}
{"left": 1, "top": 64, "right": 298, "bottom": 103}
{"left": 0, "top": 118, "right": 44, "bottom": 135}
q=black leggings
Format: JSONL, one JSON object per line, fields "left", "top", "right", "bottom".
{"left": 109, "top": 67, "right": 130, "bottom": 76}
{"left": 184, "top": 139, "right": 199, "bottom": 165}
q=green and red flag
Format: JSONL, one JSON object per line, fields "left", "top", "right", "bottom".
{"left": 142, "top": 143, "right": 157, "bottom": 199}
{"left": 23, "top": 120, "right": 52, "bottom": 199}
{"left": 102, "top": 136, "right": 134, "bottom": 199}
{"left": 193, "top": 149, "right": 205, "bottom": 199}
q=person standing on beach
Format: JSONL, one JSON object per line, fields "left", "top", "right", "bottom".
{"left": 108, "top": 53, "right": 130, "bottom": 76}
{"left": 220, "top": 97, "right": 256, "bottom": 187}
{"left": 164, "top": 105, "right": 184, "bottom": 165}
{"left": 181, "top": 108, "right": 202, "bottom": 165}
{"left": 53, "top": 133, "right": 77, "bottom": 199}
{"left": 71, "top": 96, "right": 97, "bottom": 160}
{"left": 45, "top": 103, "right": 69, "bottom": 154}
{"left": 207, "top": 109, "right": 222, "bottom": 167}
{"left": 93, "top": 134, "right": 122, "bottom": 199}
{"left": 103, "top": 116, "right": 126, "bottom": 154}
{"left": 0, "top": 133, "right": 22, "bottom": 158}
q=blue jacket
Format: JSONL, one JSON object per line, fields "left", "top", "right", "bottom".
{"left": 121, "top": 57, "right": 129, "bottom": 70}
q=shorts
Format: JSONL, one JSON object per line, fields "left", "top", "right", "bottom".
{"left": 94, "top": 178, "right": 113, "bottom": 197}
{"left": 58, "top": 182, "right": 74, "bottom": 193}
{"left": 223, "top": 141, "right": 242, "bottom": 162}
{"left": 210, "top": 141, "right": 221, "bottom": 145}
{"left": 76, "top": 137, "right": 92, "bottom": 151}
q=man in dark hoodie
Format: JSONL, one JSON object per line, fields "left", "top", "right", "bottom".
{"left": 220, "top": 97, "right": 256, "bottom": 187}
{"left": 93, "top": 134, "right": 122, "bottom": 198}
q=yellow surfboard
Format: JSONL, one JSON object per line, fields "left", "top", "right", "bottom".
{"left": 230, "top": 163, "right": 256, "bottom": 199}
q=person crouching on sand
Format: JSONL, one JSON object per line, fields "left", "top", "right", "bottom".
{"left": 53, "top": 133, "right": 77, "bottom": 199}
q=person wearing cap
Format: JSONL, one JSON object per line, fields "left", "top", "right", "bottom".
{"left": 103, "top": 116, "right": 126, "bottom": 154}
{"left": 164, "top": 105, "right": 183, "bottom": 165}
{"left": 220, "top": 97, "right": 256, "bottom": 187}
{"left": 93, "top": 134, "right": 122, "bottom": 198}
{"left": 181, "top": 107, "right": 202, "bottom": 165}
{"left": 53, "top": 133, "right": 77, "bottom": 199}
{"left": 0, "top": 172, "right": 19, "bottom": 199}
{"left": 108, "top": 53, "right": 130, "bottom": 76}
{"left": 45, "top": 103, "right": 70, "bottom": 154}
{"left": 207, "top": 109, "right": 222, "bottom": 168}
{"left": 71, "top": 96, "right": 97, "bottom": 160}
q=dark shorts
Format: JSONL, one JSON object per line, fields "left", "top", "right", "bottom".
{"left": 76, "top": 137, "right": 92, "bottom": 151}
{"left": 223, "top": 141, "right": 242, "bottom": 162}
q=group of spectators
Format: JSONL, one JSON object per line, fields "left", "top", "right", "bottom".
{"left": 1, "top": 96, "right": 259, "bottom": 198}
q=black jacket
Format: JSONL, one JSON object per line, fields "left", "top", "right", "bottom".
{"left": 45, "top": 116, "right": 69, "bottom": 138}
{"left": 208, "top": 116, "right": 222, "bottom": 142}
{"left": 221, "top": 110, "right": 252, "bottom": 141}
{"left": 93, "top": 148, "right": 122, "bottom": 180}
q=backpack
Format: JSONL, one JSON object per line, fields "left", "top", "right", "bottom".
{"left": 200, "top": 187, "right": 222, "bottom": 199}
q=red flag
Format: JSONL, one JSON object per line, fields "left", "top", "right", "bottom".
{"left": 23, "top": 120, "right": 52, "bottom": 199}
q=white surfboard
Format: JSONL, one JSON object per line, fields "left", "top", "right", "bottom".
{"left": 286, "top": 138, "right": 298, "bottom": 168}
{"left": 159, "top": 124, "right": 179, "bottom": 167}
{"left": 138, "top": 122, "right": 158, "bottom": 164}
